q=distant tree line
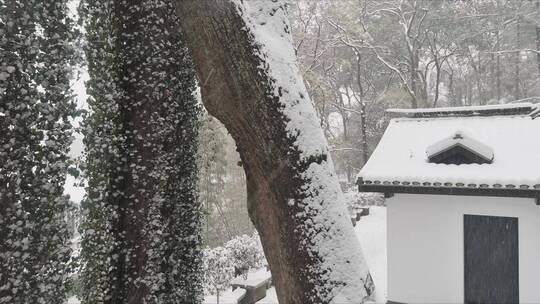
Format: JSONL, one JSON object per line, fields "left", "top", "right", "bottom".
{"left": 291, "top": 0, "right": 540, "bottom": 183}
{"left": 198, "top": 114, "right": 254, "bottom": 247}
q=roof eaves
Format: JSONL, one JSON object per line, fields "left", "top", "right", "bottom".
{"left": 357, "top": 178, "right": 540, "bottom": 198}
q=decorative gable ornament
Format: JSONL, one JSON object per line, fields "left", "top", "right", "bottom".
{"left": 426, "top": 131, "right": 494, "bottom": 165}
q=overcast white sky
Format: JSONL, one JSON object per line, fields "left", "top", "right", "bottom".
{"left": 63, "top": 66, "right": 88, "bottom": 204}
{"left": 62, "top": 0, "right": 87, "bottom": 204}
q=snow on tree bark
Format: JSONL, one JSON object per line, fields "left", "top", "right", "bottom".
{"left": 79, "top": 0, "right": 202, "bottom": 303}
{"left": 175, "top": 1, "right": 373, "bottom": 303}
{"left": 0, "top": 0, "right": 76, "bottom": 303}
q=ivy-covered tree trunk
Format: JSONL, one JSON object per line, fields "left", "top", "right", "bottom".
{"left": 176, "top": 1, "right": 373, "bottom": 303}
{"left": 79, "top": 0, "right": 202, "bottom": 303}
{"left": 0, "top": 0, "right": 76, "bottom": 303}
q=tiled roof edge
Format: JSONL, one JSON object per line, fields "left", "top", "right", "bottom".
{"left": 357, "top": 178, "right": 540, "bottom": 198}
{"left": 358, "top": 178, "right": 540, "bottom": 190}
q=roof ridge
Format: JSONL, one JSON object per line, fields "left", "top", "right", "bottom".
{"left": 387, "top": 102, "right": 537, "bottom": 118}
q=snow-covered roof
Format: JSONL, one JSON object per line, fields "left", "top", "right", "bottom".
{"left": 358, "top": 106, "right": 540, "bottom": 191}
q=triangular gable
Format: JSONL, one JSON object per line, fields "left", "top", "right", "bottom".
{"left": 426, "top": 131, "right": 494, "bottom": 165}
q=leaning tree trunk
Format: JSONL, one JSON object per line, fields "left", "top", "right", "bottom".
{"left": 175, "top": 1, "right": 373, "bottom": 303}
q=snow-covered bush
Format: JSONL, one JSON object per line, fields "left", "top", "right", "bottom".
{"left": 225, "top": 233, "right": 266, "bottom": 277}
{"left": 359, "top": 192, "right": 385, "bottom": 206}
{"left": 203, "top": 246, "right": 235, "bottom": 298}
{"left": 202, "top": 233, "right": 267, "bottom": 297}
{"left": 343, "top": 190, "right": 385, "bottom": 218}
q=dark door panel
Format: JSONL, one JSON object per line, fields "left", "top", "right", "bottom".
{"left": 464, "top": 215, "right": 519, "bottom": 304}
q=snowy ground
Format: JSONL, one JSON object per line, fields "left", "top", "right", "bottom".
{"left": 355, "top": 206, "right": 387, "bottom": 303}
{"left": 204, "top": 206, "right": 387, "bottom": 304}
{"left": 203, "top": 288, "right": 247, "bottom": 304}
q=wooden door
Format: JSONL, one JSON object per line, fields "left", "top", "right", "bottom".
{"left": 464, "top": 214, "right": 519, "bottom": 304}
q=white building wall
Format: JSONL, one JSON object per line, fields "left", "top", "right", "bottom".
{"left": 387, "top": 193, "right": 540, "bottom": 303}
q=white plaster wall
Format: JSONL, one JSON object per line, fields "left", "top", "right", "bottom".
{"left": 387, "top": 193, "right": 540, "bottom": 303}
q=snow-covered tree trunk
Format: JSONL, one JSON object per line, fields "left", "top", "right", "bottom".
{"left": 79, "top": 0, "right": 202, "bottom": 303}
{"left": 176, "top": 1, "right": 373, "bottom": 303}
{"left": 0, "top": 1, "right": 76, "bottom": 303}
